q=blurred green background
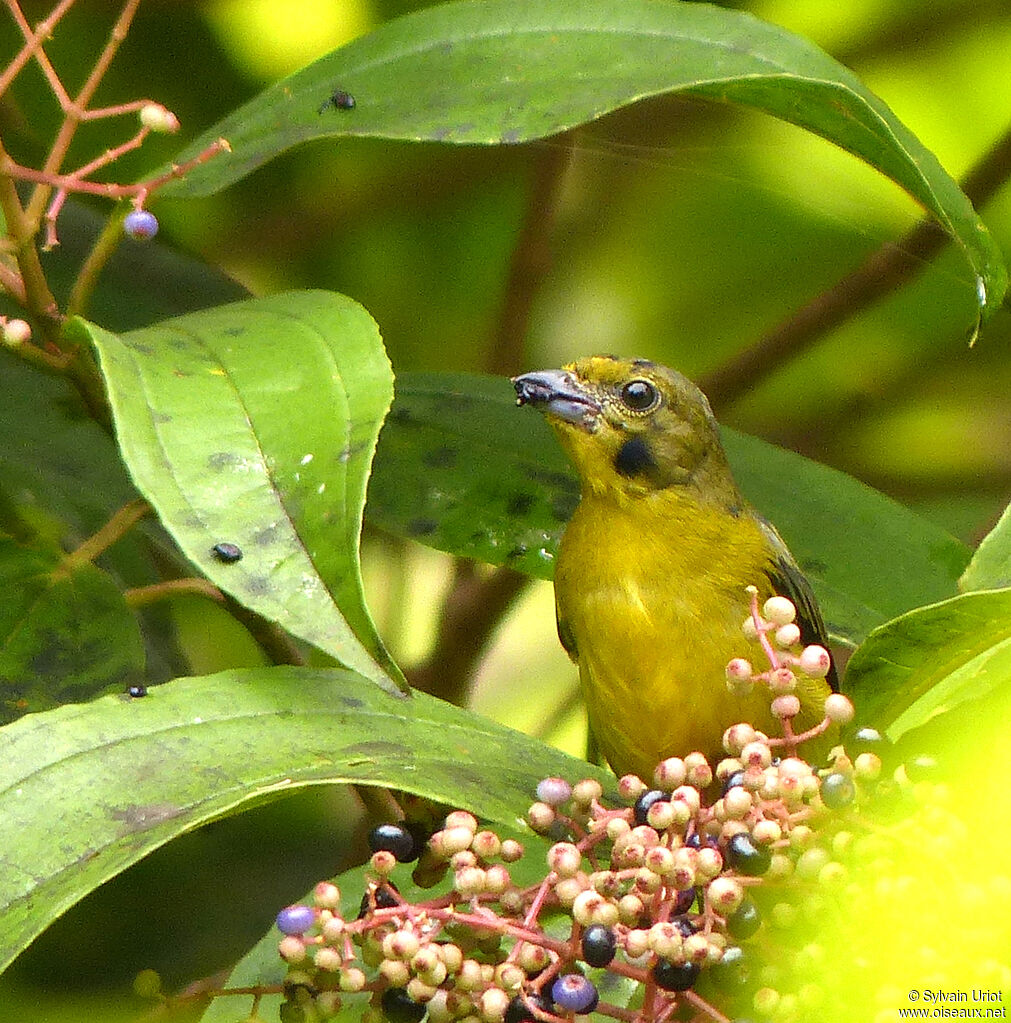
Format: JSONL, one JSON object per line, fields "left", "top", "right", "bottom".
{"left": 2, "top": 0, "right": 1010, "bottom": 1018}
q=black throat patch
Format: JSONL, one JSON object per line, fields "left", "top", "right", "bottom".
{"left": 614, "top": 435, "right": 657, "bottom": 478}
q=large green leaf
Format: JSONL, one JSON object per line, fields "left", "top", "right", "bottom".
{"left": 843, "top": 588, "right": 1011, "bottom": 739}
{"left": 80, "top": 291, "right": 404, "bottom": 691}
{"left": 0, "top": 536, "right": 145, "bottom": 722}
{"left": 160, "top": 0, "right": 1005, "bottom": 315}
{"left": 0, "top": 665, "right": 609, "bottom": 973}
{"left": 366, "top": 373, "right": 969, "bottom": 647}
{"left": 958, "top": 498, "right": 1011, "bottom": 592}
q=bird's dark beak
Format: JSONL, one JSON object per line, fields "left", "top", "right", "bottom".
{"left": 512, "top": 369, "right": 601, "bottom": 428}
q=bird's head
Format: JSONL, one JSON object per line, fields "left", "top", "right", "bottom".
{"left": 513, "top": 355, "right": 739, "bottom": 505}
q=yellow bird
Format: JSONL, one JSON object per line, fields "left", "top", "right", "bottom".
{"left": 513, "top": 355, "right": 836, "bottom": 781}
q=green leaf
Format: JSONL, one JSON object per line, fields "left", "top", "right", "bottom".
{"left": 160, "top": 0, "right": 1005, "bottom": 316}
{"left": 843, "top": 588, "right": 1011, "bottom": 739}
{"left": 81, "top": 291, "right": 404, "bottom": 691}
{"left": 0, "top": 665, "right": 608, "bottom": 973}
{"left": 366, "top": 373, "right": 970, "bottom": 647}
{"left": 0, "top": 536, "right": 144, "bottom": 723}
{"left": 958, "top": 499, "right": 1011, "bottom": 592}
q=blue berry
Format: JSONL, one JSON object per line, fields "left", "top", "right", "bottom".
{"left": 552, "top": 973, "right": 598, "bottom": 1014}
{"left": 581, "top": 924, "right": 617, "bottom": 967}
{"left": 820, "top": 772, "right": 856, "bottom": 809}
{"left": 276, "top": 904, "right": 315, "bottom": 935}
{"left": 380, "top": 986, "right": 425, "bottom": 1023}
{"left": 671, "top": 914, "right": 697, "bottom": 937}
{"left": 673, "top": 888, "right": 697, "bottom": 914}
{"left": 652, "top": 958, "right": 700, "bottom": 992}
{"left": 725, "top": 832, "right": 771, "bottom": 876}
{"left": 727, "top": 898, "right": 762, "bottom": 940}
{"left": 127, "top": 684, "right": 147, "bottom": 698}
{"left": 722, "top": 769, "right": 746, "bottom": 794}
{"left": 123, "top": 209, "right": 159, "bottom": 240}
{"left": 368, "top": 822, "right": 417, "bottom": 861}
{"left": 633, "top": 789, "right": 668, "bottom": 826}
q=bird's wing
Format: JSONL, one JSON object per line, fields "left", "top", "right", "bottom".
{"left": 758, "top": 518, "right": 839, "bottom": 691}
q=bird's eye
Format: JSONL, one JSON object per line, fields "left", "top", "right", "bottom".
{"left": 621, "top": 379, "right": 659, "bottom": 413}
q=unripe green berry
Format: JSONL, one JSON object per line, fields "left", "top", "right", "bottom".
{"left": 824, "top": 692, "right": 855, "bottom": 723}
{"left": 455, "top": 866, "right": 487, "bottom": 896}
{"left": 751, "top": 819, "right": 782, "bottom": 846}
{"left": 443, "top": 825, "right": 476, "bottom": 854}
{"left": 723, "top": 723, "right": 758, "bottom": 755}
{"left": 774, "top": 623, "right": 801, "bottom": 648}
{"left": 800, "top": 645, "right": 833, "bottom": 679}
{"left": 625, "top": 929, "right": 651, "bottom": 958}
{"left": 723, "top": 787, "right": 752, "bottom": 819}
{"left": 572, "top": 889, "right": 606, "bottom": 926}
{"left": 684, "top": 752, "right": 712, "bottom": 788}
{"left": 517, "top": 941, "right": 551, "bottom": 974}
{"left": 754, "top": 986, "right": 781, "bottom": 1014}
{"left": 653, "top": 757, "right": 687, "bottom": 789}
{"left": 479, "top": 987, "right": 510, "bottom": 1022}
{"left": 370, "top": 849, "right": 397, "bottom": 875}
{"left": 795, "top": 846, "right": 831, "bottom": 880}
{"left": 379, "top": 959, "right": 410, "bottom": 987}
{"left": 485, "top": 864, "right": 511, "bottom": 894}
{"left": 618, "top": 893, "right": 645, "bottom": 924}
{"left": 618, "top": 773, "right": 648, "bottom": 801}
{"left": 439, "top": 943, "right": 463, "bottom": 974}
{"left": 740, "top": 740, "right": 773, "bottom": 769}
{"left": 644, "top": 845, "right": 675, "bottom": 877}
{"left": 855, "top": 751, "right": 882, "bottom": 781}
{"left": 772, "top": 694, "right": 801, "bottom": 719}
{"left": 646, "top": 799, "right": 677, "bottom": 830}
{"left": 494, "top": 962, "right": 524, "bottom": 992}
{"left": 706, "top": 876, "right": 745, "bottom": 915}
{"left": 547, "top": 841, "right": 582, "bottom": 877}
{"left": 606, "top": 816, "right": 631, "bottom": 840}
{"left": 314, "top": 947, "right": 342, "bottom": 971}
{"left": 445, "top": 810, "right": 478, "bottom": 832}
{"left": 457, "top": 960, "right": 484, "bottom": 991}
{"left": 648, "top": 921, "right": 684, "bottom": 959}
{"left": 314, "top": 882, "right": 341, "bottom": 909}
{"left": 407, "top": 977, "right": 438, "bottom": 1004}
{"left": 472, "top": 830, "right": 501, "bottom": 859}
{"left": 672, "top": 785, "right": 701, "bottom": 815}
{"left": 696, "top": 846, "right": 723, "bottom": 881}
{"left": 139, "top": 102, "right": 180, "bottom": 132}
{"left": 278, "top": 936, "right": 306, "bottom": 963}
{"left": 763, "top": 596, "right": 796, "bottom": 625}
{"left": 572, "top": 778, "right": 603, "bottom": 807}
{"left": 383, "top": 929, "right": 421, "bottom": 961}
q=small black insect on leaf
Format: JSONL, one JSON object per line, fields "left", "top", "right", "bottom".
{"left": 212, "top": 541, "right": 243, "bottom": 563}
{"left": 318, "top": 89, "right": 356, "bottom": 114}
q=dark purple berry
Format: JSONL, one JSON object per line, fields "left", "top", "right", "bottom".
{"left": 820, "top": 772, "right": 856, "bottom": 809}
{"left": 581, "top": 923, "right": 617, "bottom": 967}
{"left": 671, "top": 914, "right": 697, "bottom": 937}
{"left": 633, "top": 789, "right": 668, "bottom": 826}
{"left": 211, "top": 541, "right": 243, "bottom": 563}
{"left": 673, "top": 888, "right": 697, "bottom": 914}
{"left": 123, "top": 209, "right": 158, "bottom": 240}
{"left": 357, "top": 880, "right": 399, "bottom": 918}
{"left": 552, "top": 973, "right": 598, "bottom": 1014}
{"left": 652, "top": 959, "right": 700, "bottom": 992}
{"left": 276, "top": 904, "right": 315, "bottom": 935}
{"left": 722, "top": 769, "right": 746, "bottom": 794}
{"left": 710, "top": 945, "right": 749, "bottom": 990}
{"left": 127, "top": 684, "right": 147, "bottom": 698}
{"left": 727, "top": 898, "right": 762, "bottom": 940}
{"left": 368, "top": 822, "right": 418, "bottom": 862}
{"left": 725, "top": 832, "right": 771, "bottom": 876}
{"left": 505, "top": 992, "right": 552, "bottom": 1023}
{"left": 380, "top": 986, "right": 425, "bottom": 1023}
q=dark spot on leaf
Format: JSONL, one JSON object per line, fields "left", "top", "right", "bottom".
{"left": 252, "top": 525, "right": 280, "bottom": 546}
{"left": 501, "top": 129, "right": 522, "bottom": 144}
{"left": 126, "top": 341, "right": 154, "bottom": 355}
{"left": 407, "top": 518, "right": 438, "bottom": 537}
{"left": 111, "top": 803, "right": 182, "bottom": 833}
{"left": 507, "top": 544, "right": 528, "bottom": 559}
{"left": 208, "top": 452, "right": 239, "bottom": 471}
{"left": 615, "top": 436, "right": 657, "bottom": 478}
{"left": 631, "top": 358, "right": 656, "bottom": 369}
{"left": 801, "top": 558, "right": 828, "bottom": 575}
{"left": 551, "top": 492, "right": 579, "bottom": 522}
{"left": 387, "top": 406, "right": 416, "bottom": 426}
{"left": 244, "top": 576, "right": 271, "bottom": 595}
{"left": 423, "top": 446, "right": 457, "bottom": 469}
{"left": 506, "top": 493, "right": 534, "bottom": 516}
{"left": 341, "top": 695, "right": 364, "bottom": 709}
{"left": 469, "top": 529, "right": 488, "bottom": 543}
{"left": 524, "top": 466, "right": 579, "bottom": 493}
{"left": 222, "top": 327, "right": 244, "bottom": 337}
{"left": 152, "top": 412, "right": 172, "bottom": 424}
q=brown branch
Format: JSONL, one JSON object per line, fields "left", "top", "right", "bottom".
{"left": 487, "top": 136, "right": 574, "bottom": 375}
{"left": 406, "top": 561, "right": 528, "bottom": 706}
{"left": 699, "top": 119, "right": 1011, "bottom": 409}
{"left": 58, "top": 497, "right": 151, "bottom": 573}
{"left": 125, "top": 577, "right": 225, "bottom": 607}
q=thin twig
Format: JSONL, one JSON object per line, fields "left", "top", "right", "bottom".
{"left": 59, "top": 497, "right": 151, "bottom": 572}
{"left": 125, "top": 577, "right": 225, "bottom": 607}
{"left": 0, "top": 0, "right": 77, "bottom": 100}
{"left": 700, "top": 119, "right": 1011, "bottom": 408}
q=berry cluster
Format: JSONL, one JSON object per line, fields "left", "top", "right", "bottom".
{"left": 257, "top": 596, "right": 921, "bottom": 1022}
